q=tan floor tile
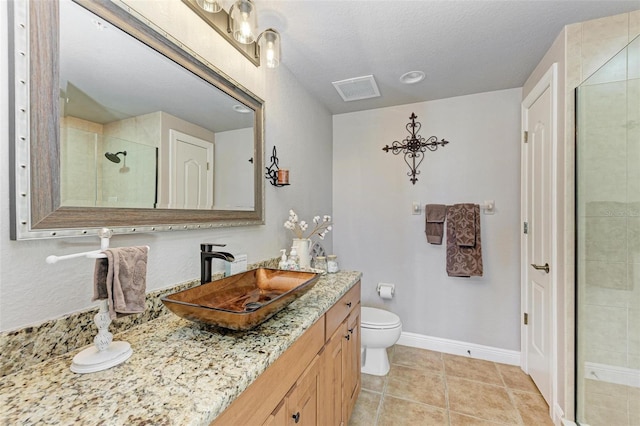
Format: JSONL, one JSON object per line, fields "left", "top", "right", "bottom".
{"left": 386, "top": 364, "right": 446, "bottom": 408}
{"left": 510, "top": 390, "right": 553, "bottom": 426}
{"left": 444, "top": 354, "right": 503, "bottom": 385}
{"left": 450, "top": 411, "right": 516, "bottom": 425}
{"left": 630, "top": 387, "right": 640, "bottom": 424}
{"left": 361, "top": 373, "right": 386, "bottom": 393}
{"left": 387, "top": 345, "right": 395, "bottom": 363}
{"left": 349, "top": 390, "right": 381, "bottom": 426}
{"left": 496, "top": 363, "right": 540, "bottom": 394}
{"left": 378, "top": 395, "right": 448, "bottom": 426}
{"left": 392, "top": 345, "right": 443, "bottom": 373}
{"left": 447, "top": 376, "right": 520, "bottom": 424}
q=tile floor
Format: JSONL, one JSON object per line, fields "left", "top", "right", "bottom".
{"left": 350, "top": 345, "right": 553, "bottom": 426}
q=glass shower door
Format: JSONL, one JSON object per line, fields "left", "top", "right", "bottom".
{"left": 575, "top": 35, "right": 640, "bottom": 425}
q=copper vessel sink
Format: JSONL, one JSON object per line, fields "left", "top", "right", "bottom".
{"left": 161, "top": 268, "right": 320, "bottom": 330}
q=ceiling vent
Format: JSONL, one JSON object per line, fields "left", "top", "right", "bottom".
{"left": 332, "top": 75, "right": 380, "bottom": 102}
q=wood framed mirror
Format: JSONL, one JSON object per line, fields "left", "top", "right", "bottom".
{"left": 9, "top": 0, "right": 264, "bottom": 240}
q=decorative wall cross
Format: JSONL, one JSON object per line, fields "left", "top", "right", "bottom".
{"left": 382, "top": 112, "right": 449, "bottom": 184}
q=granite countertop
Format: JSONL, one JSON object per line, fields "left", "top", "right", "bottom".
{"left": 0, "top": 270, "right": 362, "bottom": 425}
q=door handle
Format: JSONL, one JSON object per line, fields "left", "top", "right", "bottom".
{"left": 531, "top": 263, "right": 549, "bottom": 273}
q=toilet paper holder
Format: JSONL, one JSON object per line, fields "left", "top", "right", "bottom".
{"left": 377, "top": 283, "right": 395, "bottom": 298}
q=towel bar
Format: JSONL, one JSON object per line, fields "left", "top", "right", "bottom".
{"left": 44, "top": 228, "right": 147, "bottom": 374}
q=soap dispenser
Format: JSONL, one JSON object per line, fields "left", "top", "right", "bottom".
{"left": 288, "top": 246, "right": 299, "bottom": 270}
{"left": 278, "top": 249, "right": 288, "bottom": 269}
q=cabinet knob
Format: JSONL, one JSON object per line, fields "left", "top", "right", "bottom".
{"left": 346, "top": 302, "right": 352, "bottom": 308}
{"left": 292, "top": 412, "right": 300, "bottom": 423}
{"left": 345, "top": 334, "right": 350, "bottom": 341}
{"left": 348, "top": 328, "right": 354, "bottom": 334}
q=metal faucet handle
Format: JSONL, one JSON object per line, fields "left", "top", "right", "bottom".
{"left": 200, "top": 243, "right": 227, "bottom": 251}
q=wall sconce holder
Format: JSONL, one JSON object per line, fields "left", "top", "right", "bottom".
{"left": 265, "top": 146, "right": 290, "bottom": 187}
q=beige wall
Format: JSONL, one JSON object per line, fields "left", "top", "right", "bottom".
{"left": 523, "top": 9, "right": 640, "bottom": 423}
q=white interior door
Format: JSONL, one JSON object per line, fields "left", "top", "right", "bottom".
{"left": 169, "top": 130, "right": 214, "bottom": 209}
{"left": 521, "top": 65, "right": 557, "bottom": 409}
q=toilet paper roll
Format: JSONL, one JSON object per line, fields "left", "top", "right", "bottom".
{"left": 379, "top": 285, "right": 393, "bottom": 300}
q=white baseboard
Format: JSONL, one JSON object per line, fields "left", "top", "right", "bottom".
{"left": 561, "top": 418, "right": 579, "bottom": 426}
{"left": 397, "top": 331, "right": 520, "bottom": 366}
{"left": 554, "top": 403, "right": 565, "bottom": 426}
{"left": 584, "top": 362, "right": 640, "bottom": 388}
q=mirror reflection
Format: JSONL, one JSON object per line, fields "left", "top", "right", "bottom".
{"left": 59, "top": 0, "right": 255, "bottom": 211}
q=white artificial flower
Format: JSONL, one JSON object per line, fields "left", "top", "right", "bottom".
{"left": 284, "top": 209, "right": 333, "bottom": 240}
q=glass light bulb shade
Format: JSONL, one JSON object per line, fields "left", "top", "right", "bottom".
{"left": 259, "top": 29, "right": 281, "bottom": 68}
{"left": 231, "top": 0, "right": 257, "bottom": 44}
{"left": 196, "top": 0, "right": 222, "bottom": 13}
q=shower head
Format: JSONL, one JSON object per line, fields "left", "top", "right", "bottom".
{"left": 105, "top": 151, "right": 127, "bottom": 163}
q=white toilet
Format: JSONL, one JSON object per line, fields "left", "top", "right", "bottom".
{"left": 360, "top": 307, "right": 402, "bottom": 376}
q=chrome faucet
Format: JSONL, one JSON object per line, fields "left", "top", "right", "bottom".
{"left": 200, "top": 243, "right": 235, "bottom": 285}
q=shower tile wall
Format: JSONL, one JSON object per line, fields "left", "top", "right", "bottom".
{"left": 102, "top": 112, "right": 160, "bottom": 208}
{"left": 60, "top": 113, "right": 159, "bottom": 208}
{"left": 577, "top": 33, "right": 640, "bottom": 426}
{"left": 60, "top": 116, "right": 102, "bottom": 207}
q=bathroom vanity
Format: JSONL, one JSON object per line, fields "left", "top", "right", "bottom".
{"left": 0, "top": 271, "right": 361, "bottom": 425}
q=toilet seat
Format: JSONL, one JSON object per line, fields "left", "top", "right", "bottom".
{"left": 361, "top": 307, "right": 401, "bottom": 330}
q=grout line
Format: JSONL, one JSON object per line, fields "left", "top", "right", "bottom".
{"left": 443, "top": 354, "right": 452, "bottom": 426}
{"left": 357, "top": 346, "right": 551, "bottom": 426}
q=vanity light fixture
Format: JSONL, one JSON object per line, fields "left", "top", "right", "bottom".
{"left": 183, "top": 0, "right": 280, "bottom": 68}
{"left": 195, "top": 0, "right": 222, "bottom": 13}
{"left": 229, "top": 0, "right": 257, "bottom": 44}
{"left": 382, "top": 113, "right": 450, "bottom": 185}
{"left": 257, "top": 29, "right": 281, "bottom": 69}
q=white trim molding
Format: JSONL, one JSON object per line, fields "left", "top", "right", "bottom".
{"left": 520, "top": 62, "right": 560, "bottom": 421}
{"left": 398, "top": 332, "right": 520, "bottom": 366}
{"left": 584, "top": 362, "right": 640, "bottom": 388}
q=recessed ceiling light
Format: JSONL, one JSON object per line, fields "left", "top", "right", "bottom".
{"left": 233, "top": 104, "right": 252, "bottom": 113}
{"left": 400, "top": 71, "right": 425, "bottom": 84}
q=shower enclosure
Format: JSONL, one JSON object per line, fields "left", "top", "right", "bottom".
{"left": 60, "top": 126, "right": 158, "bottom": 209}
{"left": 576, "top": 35, "right": 639, "bottom": 425}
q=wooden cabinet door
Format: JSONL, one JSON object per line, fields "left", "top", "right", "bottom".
{"left": 320, "top": 322, "right": 347, "bottom": 426}
{"left": 287, "top": 355, "right": 320, "bottom": 426}
{"left": 344, "top": 306, "right": 361, "bottom": 421}
{"left": 263, "top": 400, "right": 287, "bottom": 426}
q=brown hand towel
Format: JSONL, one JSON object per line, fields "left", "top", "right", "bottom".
{"left": 93, "top": 246, "right": 148, "bottom": 319}
{"left": 425, "top": 204, "right": 447, "bottom": 245}
{"left": 453, "top": 204, "right": 476, "bottom": 247}
{"left": 446, "top": 204, "right": 483, "bottom": 277}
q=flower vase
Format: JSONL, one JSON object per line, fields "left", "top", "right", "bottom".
{"left": 292, "top": 238, "right": 311, "bottom": 269}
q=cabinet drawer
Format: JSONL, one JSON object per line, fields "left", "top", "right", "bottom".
{"left": 325, "top": 281, "right": 360, "bottom": 341}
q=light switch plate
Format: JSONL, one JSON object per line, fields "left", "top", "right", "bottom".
{"left": 412, "top": 202, "right": 422, "bottom": 215}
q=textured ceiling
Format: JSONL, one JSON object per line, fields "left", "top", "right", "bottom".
{"left": 257, "top": 0, "right": 640, "bottom": 114}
